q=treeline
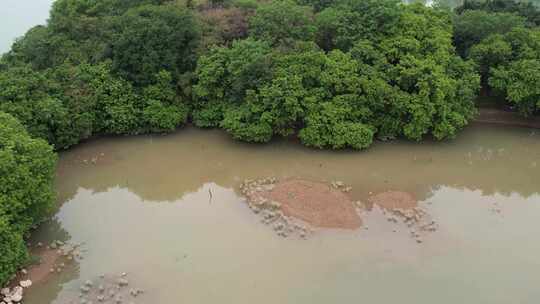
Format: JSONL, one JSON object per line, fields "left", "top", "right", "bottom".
{"left": 0, "top": 0, "right": 539, "bottom": 285}
{"left": 452, "top": 0, "right": 540, "bottom": 115}
{"left": 1, "top": 0, "right": 539, "bottom": 151}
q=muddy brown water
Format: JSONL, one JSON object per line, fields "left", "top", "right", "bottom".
{"left": 23, "top": 123, "right": 540, "bottom": 304}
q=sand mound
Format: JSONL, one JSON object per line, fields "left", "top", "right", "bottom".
{"left": 243, "top": 178, "right": 361, "bottom": 230}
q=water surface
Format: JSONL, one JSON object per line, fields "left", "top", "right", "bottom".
{"left": 27, "top": 124, "right": 540, "bottom": 304}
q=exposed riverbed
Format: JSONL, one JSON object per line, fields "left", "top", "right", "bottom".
{"left": 22, "top": 123, "right": 540, "bottom": 304}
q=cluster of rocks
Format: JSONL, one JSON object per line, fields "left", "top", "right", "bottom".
{"left": 0, "top": 240, "right": 84, "bottom": 303}
{"left": 241, "top": 178, "right": 439, "bottom": 243}
{"left": 1, "top": 280, "right": 32, "bottom": 303}
{"left": 240, "top": 178, "right": 312, "bottom": 239}
{"left": 382, "top": 207, "right": 438, "bottom": 243}
{"left": 82, "top": 153, "right": 105, "bottom": 165}
{"left": 75, "top": 273, "right": 144, "bottom": 304}
{"left": 41, "top": 240, "right": 84, "bottom": 273}
{"left": 330, "top": 181, "right": 352, "bottom": 193}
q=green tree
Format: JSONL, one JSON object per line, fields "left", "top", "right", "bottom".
{"left": 110, "top": 4, "right": 200, "bottom": 86}
{"left": 315, "top": 0, "right": 401, "bottom": 51}
{"left": 142, "top": 71, "right": 190, "bottom": 132}
{"left": 192, "top": 38, "right": 273, "bottom": 127}
{"left": 470, "top": 27, "right": 540, "bottom": 114}
{"left": 0, "top": 112, "right": 56, "bottom": 285}
{"left": 0, "top": 219, "right": 27, "bottom": 286}
{"left": 456, "top": 0, "right": 540, "bottom": 26}
{"left": 453, "top": 10, "right": 525, "bottom": 56}
{"left": 490, "top": 59, "right": 540, "bottom": 115}
{"left": 249, "top": 0, "right": 317, "bottom": 47}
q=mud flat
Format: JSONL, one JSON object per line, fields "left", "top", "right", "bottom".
{"left": 2, "top": 240, "right": 82, "bottom": 303}
{"left": 367, "top": 191, "right": 438, "bottom": 243}
{"left": 241, "top": 178, "right": 438, "bottom": 243}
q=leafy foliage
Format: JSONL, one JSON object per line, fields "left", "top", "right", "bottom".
{"left": 110, "top": 5, "right": 200, "bottom": 86}
{"left": 195, "top": 4, "right": 479, "bottom": 148}
{"left": 453, "top": 10, "right": 525, "bottom": 56}
{"left": 142, "top": 71, "right": 190, "bottom": 132}
{"left": 456, "top": 0, "right": 540, "bottom": 26}
{"left": 192, "top": 38, "right": 273, "bottom": 127}
{"left": 470, "top": 28, "right": 540, "bottom": 115}
{"left": 249, "top": 0, "right": 317, "bottom": 47}
{"left": 0, "top": 112, "right": 56, "bottom": 285}
{"left": 315, "top": 0, "right": 401, "bottom": 51}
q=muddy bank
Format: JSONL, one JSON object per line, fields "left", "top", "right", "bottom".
{"left": 474, "top": 108, "right": 540, "bottom": 129}
{"left": 66, "top": 273, "right": 145, "bottom": 304}
{"left": 2, "top": 240, "right": 82, "bottom": 303}
{"left": 240, "top": 178, "right": 438, "bottom": 243}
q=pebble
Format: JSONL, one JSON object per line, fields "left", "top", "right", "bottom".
{"left": 80, "top": 286, "right": 91, "bottom": 293}
{"left": 19, "top": 280, "right": 32, "bottom": 288}
{"left": 114, "top": 295, "right": 123, "bottom": 303}
{"left": 117, "top": 278, "right": 129, "bottom": 287}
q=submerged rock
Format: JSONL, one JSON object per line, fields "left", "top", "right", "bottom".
{"left": 117, "top": 278, "right": 129, "bottom": 287}
{"left": 19, "top": 280, "right": 32, "bottom": 288}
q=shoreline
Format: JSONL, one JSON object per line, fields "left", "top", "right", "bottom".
{"left": 474, "top": 107, "right": 540, "bottom": 129}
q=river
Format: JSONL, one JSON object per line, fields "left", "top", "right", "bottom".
{"left": 21, "top": 123, "right": 540, "bottom": 304}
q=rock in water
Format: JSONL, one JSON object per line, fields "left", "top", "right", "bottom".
{"left": 19, "top": 280, "right": 32, "bottom": 288}
{"left": 117, "top": 278, "right": 129, "bottom": 287}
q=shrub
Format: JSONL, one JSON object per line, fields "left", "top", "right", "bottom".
{"left": 0, "top": 112, "right": 56, "bottom": 285}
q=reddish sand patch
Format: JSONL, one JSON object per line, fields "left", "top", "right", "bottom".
{"left": 260, "top": 179, "right": 361, "bottom": 229}
{"left": 367, "top": 191, "right": 417, "bottom": 210}
{"left": 26, "top": 249, "right": 61, "bottom": 284}
{"left": 6, "top": 248, "right": 61, "bottom": 291}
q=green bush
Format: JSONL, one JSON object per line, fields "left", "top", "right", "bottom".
{"left": 192, "top": 38, "right": 273, "bottom": 127}
{"left": 110, "top": 4, "right": 200, "bottom": 86}
{"left": 470, "top": 27, "right": 540, "bottom": 115}
{"left": 315, "top": 0, "right": 402, "bottom": 51}
{"left": 249, "top": 0, "right": 317, "bottom": 46}
{"left": 453, "top": 10, "right": 525, "bottom": 56}
{"left": 0, "top": 219, "right": 27, "bottom": 286}
{"left": 142, "top": 71, "right": 189, "bottom": 132}
{"left": 0, "top": 112, "right": 56, "bottom": 285}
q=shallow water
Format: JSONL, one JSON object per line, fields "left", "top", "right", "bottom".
{"left": 26, "top": 123, "right": 540, "bottom": 304}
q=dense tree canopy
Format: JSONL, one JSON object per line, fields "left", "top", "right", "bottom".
{"left": 0, "top": 112, "right": 56, "bottom": 285}
{"left": 195, "top": 3, "right": 480, "bottom": 147}
{"left": 315, "top": 0, "right": 402, "bottom": 51}
{"left": 453, "top": 10, "right": 526, "bottom": 56}
{"left": 109, "top": 4, "right": 200, "bottom": 85}
{"left": 456, "top": 0, "right": 540, "bottom": 25}
{"left": 471, "top": 28, "right": 540, "bottom": 114}
{"left": 248, "top": 0, "right": 317, "bottom": 47}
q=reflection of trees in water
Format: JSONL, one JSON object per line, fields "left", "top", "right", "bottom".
{"left": 29, "top": 217, "right": 71, "bottom": 247}
{"left": 54, "top": 127, "right": 540, "bottom": 206}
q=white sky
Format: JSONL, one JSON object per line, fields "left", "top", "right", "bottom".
{"left": 0, "top": 0, "right": 54, "bottom": 54}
